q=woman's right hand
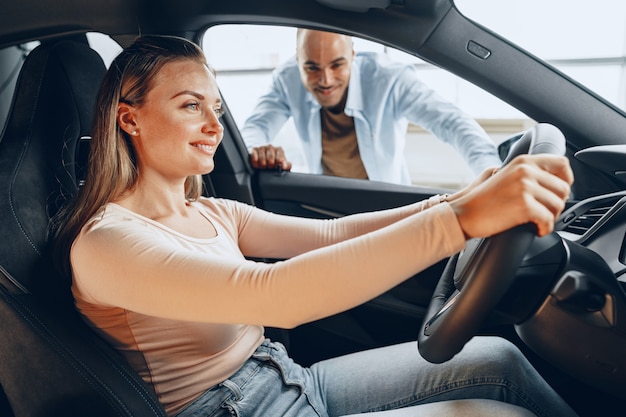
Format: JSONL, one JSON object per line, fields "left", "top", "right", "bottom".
{"left": 448, "top": 154, "right": 573, "bottom": 240}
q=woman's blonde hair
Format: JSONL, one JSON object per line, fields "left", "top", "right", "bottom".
{"left": 51, "top": 35, "right": 210, "bottom": 277}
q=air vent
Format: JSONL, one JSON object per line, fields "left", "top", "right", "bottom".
{"left": 563, "top": 205, "right": 613, "bottom": 235}
{"left": 561, "top": 195, "right": 624, "bottom": 236}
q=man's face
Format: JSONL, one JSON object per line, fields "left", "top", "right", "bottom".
{"left": 297, "top": 30, "right": 354, "bottom": 111}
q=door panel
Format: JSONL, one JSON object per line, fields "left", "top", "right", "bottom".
{"left": 253, "top": 170, "right": 451, "bottom": 217}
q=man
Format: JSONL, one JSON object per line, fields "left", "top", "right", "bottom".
{"left": 241, "top": 29, "right": 501, "bottom": 185}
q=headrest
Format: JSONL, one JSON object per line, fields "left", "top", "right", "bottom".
{"left": 0, "top": 40, "right": 106, "bottom": 293}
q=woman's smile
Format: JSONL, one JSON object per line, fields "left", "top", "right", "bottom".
{"left": 191, "top": 142, "right": 216, "bottom": 155}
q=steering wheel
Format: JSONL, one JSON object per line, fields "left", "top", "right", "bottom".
{"left": 417, "top": 123, "right": 566, "bottom": 364}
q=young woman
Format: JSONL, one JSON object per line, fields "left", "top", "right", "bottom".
{"left": 51, "top": 35, "right": 577, "bottom": 417}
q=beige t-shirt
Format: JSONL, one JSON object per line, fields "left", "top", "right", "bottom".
{"left": 71, "top": 196, "right": 464, "bottom": 415}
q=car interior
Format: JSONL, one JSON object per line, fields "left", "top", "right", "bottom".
{"left": 2, "top": 1, "right": 626, "bottom": 416}
{"left": 0, "top": 39, "right": 170, "bottom": 417}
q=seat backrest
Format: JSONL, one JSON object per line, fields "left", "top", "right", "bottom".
{"left": 0, "top": 39, "right": 167, "bottom": 417}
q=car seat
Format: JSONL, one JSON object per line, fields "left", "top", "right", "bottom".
{"left": 0, "top": 39, "right": 168, "bottom": 417}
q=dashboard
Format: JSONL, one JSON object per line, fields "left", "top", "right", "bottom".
{"left": 514, "top": 151, "right": 626, "bottom": 399}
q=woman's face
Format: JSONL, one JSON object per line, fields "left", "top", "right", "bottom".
{"left": 121, "top": 59, "right": 224, "bottom": 181}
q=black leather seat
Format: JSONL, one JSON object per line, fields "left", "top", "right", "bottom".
{"left": 0, "top": 39, "right": 167, "bottom": 417}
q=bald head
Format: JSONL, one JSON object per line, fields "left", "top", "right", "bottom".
{"left": 296, "top": 29, "right": 353, "bottom": 53}
{"left": 295, "top": 29, "right": 355, "bottom": 111}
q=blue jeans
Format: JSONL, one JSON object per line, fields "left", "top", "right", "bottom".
{"left": 175, "top": 337, "right": 577, "bottom": 417}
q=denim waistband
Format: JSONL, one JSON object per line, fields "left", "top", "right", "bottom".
{"left": 175, "top": 339, "right": 326, "bottom": 417}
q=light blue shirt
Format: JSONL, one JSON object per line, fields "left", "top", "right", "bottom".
{"left": 241, "top": 52, "right": 501, "bottom": 185}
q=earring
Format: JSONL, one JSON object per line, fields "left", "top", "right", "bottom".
{"left": 132, "top": 130, "right": 138, "bottom": 136}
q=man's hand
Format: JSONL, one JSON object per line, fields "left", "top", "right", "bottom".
{"left": 249, "top": 145, "right": 293, "bottom": 171}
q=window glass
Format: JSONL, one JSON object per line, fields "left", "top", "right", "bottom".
{"left": 455, "top": 0, "right": 626, "bottom": 111}
{"left": 0, "top": 42, "right": 38, "bottom": 132}
{"left": 86, "top": 32, "right": 122, "bottom": 68}
{"left": 203, "top": 25, "right": 529, "bottom": 189}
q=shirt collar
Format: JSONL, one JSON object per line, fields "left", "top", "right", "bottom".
{"left": 344, "top": 58, "right": 364, "bottom": 115}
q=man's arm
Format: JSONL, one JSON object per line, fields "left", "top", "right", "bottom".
{"left": 241, "top": 70, "right": 294, "bottom": 170}
{"left": 396, "top": 66, "right": 502, "bottom": 175}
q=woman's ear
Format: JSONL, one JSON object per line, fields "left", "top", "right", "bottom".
{"left": 118, "top": 103, "right": 139, "bottom": 137}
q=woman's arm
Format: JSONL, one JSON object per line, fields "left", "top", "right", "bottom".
{"left": 232, "top": 165, "right": 503, "bottom": 260}
{"left": 72, "top": 203, "right": 464, "bottom": 329}
{"left": 232, "top": 194, "right": 444, "bottom": 259}
{"left": 72, "top": 154, "right": 572, "bottom": 329}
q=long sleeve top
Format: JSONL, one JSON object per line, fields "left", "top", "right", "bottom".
{"left": 70, "top": 195, "right": 465, "bottom": 415}
{"left": 241, "top": 52, "right": 501, "bottom": 184}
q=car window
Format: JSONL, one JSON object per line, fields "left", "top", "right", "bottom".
{"left": 0, "top": 42, "right": 38, "bottom": 134}
{"left": 455, "top": 0, "right": 626, "bottom": 113}
{"left": 202, "top": 24, "right": 530, "bottom": 190}
{"left": 86, "top": 32, "right": 122, "bottom": 68}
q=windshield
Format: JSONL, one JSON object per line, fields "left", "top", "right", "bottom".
{"left": 455, "top": 0, "right": 626, "bottom": 112}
